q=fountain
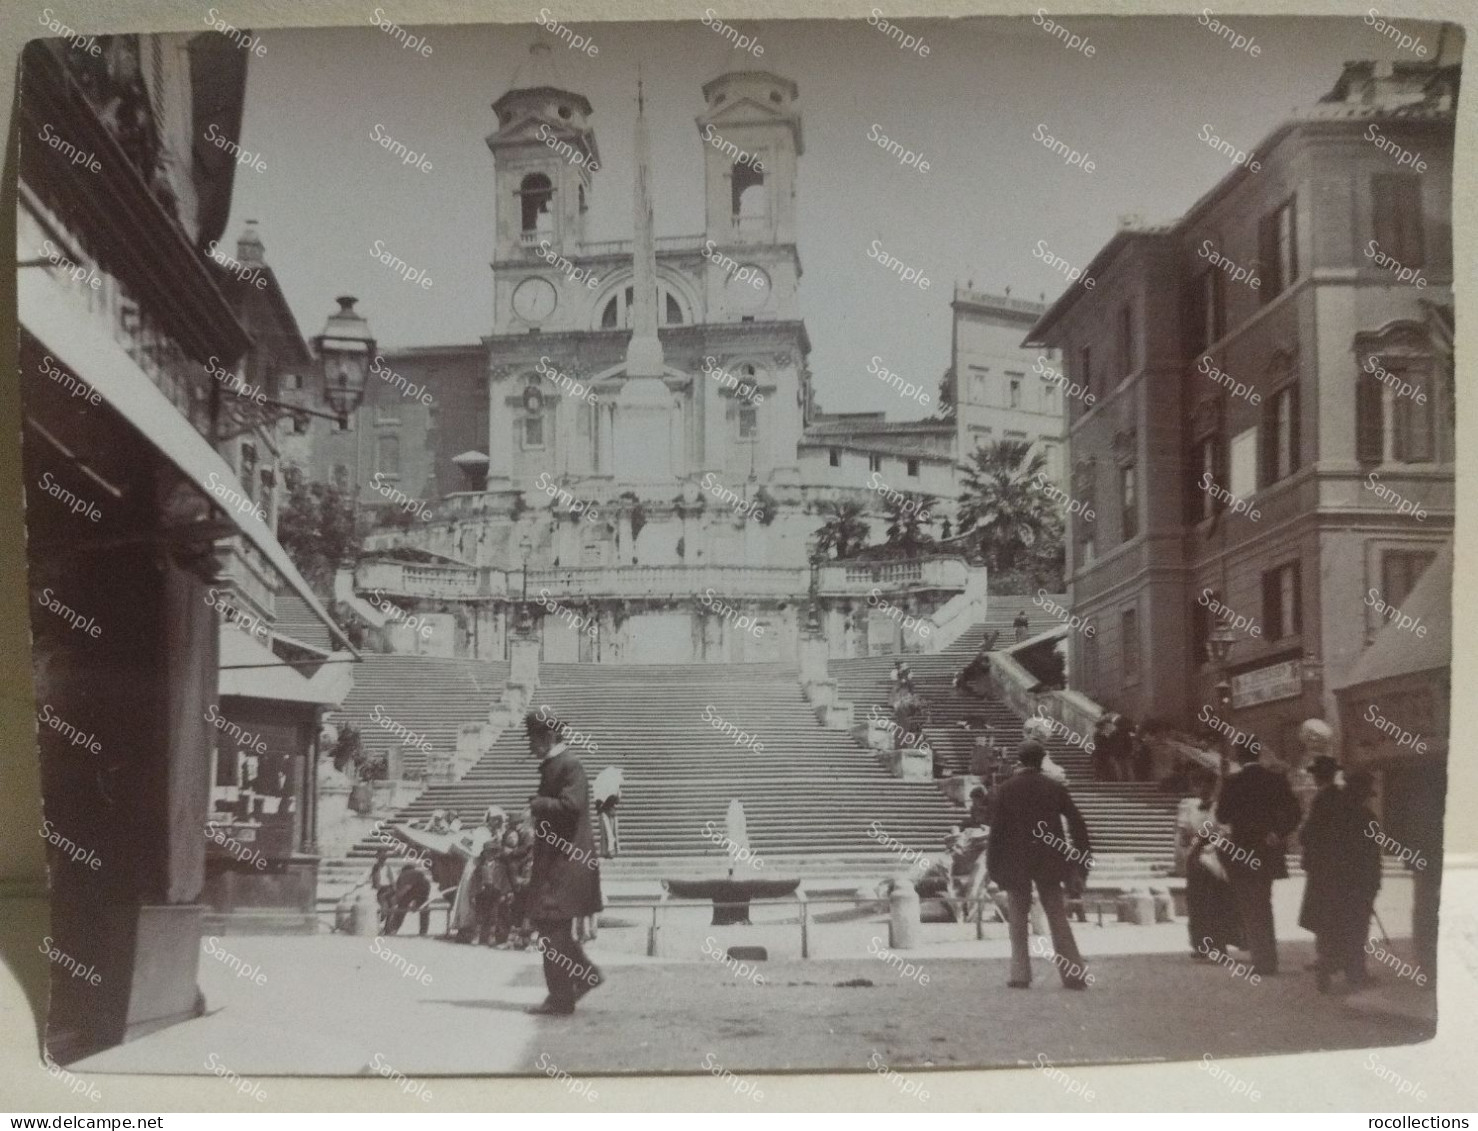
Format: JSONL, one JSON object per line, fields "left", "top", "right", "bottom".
{"left": 663, "top": 801, "right": 801, "bottom": 924}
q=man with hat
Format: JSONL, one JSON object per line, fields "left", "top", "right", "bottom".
{"left": 1300, "top": 761, "right": 1382, "bottom": 991}
{"left": 1215, "top": 735, "right": 1303, "bottom": 976}
{"left": 986, "top": 739, "right": 1093, "bottom": 989}
{"left": 524, "top": 709, "right": 604, "bottom": 1015}
{"left": 1298, "top": 754, "right": 1345, "bottom": 984}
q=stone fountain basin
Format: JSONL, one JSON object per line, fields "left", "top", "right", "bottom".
{"left": 662, "top": 878, "right": 803, "bottom": 925}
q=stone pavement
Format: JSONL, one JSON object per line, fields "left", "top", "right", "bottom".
{"left": 72, "top": 877, "right": 1433, "bottom": 1082}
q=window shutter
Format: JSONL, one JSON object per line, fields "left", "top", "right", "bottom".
{"left": 1394, "top": 175, "right": 1425, "bottom": 266}
{"left": 1261, "top": 569, "right": 1278, "bottom": 637}
{"left": 1288, "top": 385, "right": 1301, "bottom": 473}
{"left": 1187, "top": 276, "right": 1207, "bottom": 357}
{"left": 1290, "top": 562, "right": 1303, "bottom": 635}
{"left": 1260, "top": 395, "right": 1275, "bottom": 487}
{"left": 1371, "top": 175, "right": 1400, "bottom": 256}
{"left": 1356, "top": 370, "right": 1384, "bottom": 464}
{"left": 1258, "top": 214, "right": 1277, "bottom": 299}
{"left": 1285, "top": 200, "right": 1299, "bottom": 284}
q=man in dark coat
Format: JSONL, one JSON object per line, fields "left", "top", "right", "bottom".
{"left": 525, "top": 710, "right": 604, "bottom": 1015}
{"left": 1215, "top": 737, "right": 1303, "bottom": 976}
{"left": 987, "top": 740, "right": 1093, "bottom": 988}
{"left": 1297, "top": 754, "right": 1344, "bottom": 982}
{"left": 1301, "top": 768, "right": 1382, "bottom": 991}
{"left": 384, "top": 863, "right": 431, "bottom": 936}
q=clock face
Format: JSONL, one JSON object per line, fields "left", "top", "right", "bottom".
{"left": 512, "top": 277, "right": 558, "bottom": 323}
{"left": 726, "top": 266, "right": 771, "bottom": 312}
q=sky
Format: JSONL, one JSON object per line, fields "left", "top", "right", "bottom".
{"left": 223, "top": 13, "right": 1453, "bottom": 421}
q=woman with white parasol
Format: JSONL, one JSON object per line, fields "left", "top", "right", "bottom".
{"left": 448, "top": 806, "right": 507, "bottom": 943}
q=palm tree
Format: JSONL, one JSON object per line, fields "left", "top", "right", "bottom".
{"left": 811, "top": 500, "right": 871, "bottom": 561}
{"left": 955, "top": 439, "right": 1059, "bottom": 574}
{"left": 882, "top": 492, "right": 936, "bottom": 550}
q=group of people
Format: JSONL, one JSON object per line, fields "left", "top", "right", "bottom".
{"left": 1091, "top": 711, "right": 1153, "bottom": 782}
{"left": 369, "top": 808, "right": 539, "bottom": 948}
{"left": 1180, "top": 740, "right": 1383, "bottom": 990}
{"left": 366, "top": 710, "right": 609, "bottom": 1017}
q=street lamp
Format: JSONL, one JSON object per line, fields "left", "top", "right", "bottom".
{"left": 517, "top": 534, "right": 534, "bottom": 637}
{"left": 314, "top": 296, "right": 376, "bottom": 424}
{"left": 805, "top": 535, "right": 823, "bottom": 637}
{"left": 233, "top": 296, "right": 377, "bottom": 431}
{"left": 1204, "top": 618, "right": 1238, "bottom": 756}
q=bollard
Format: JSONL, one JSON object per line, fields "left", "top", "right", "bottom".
{"left": 1123, "top": 887, "right": 1155, "bottom": 926}
{"left": 1150, "top": 886, "right": 1174, "bottom": 923}
{"left": 889, "top": 879, "right": 921, "bottom": 950}
{"left": 351, "top": 885, "right": 381, "bottom": 937}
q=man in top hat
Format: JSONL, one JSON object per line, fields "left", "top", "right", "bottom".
{"left": 1215, "top": 735, "right": 1303, "bottom": 976}
{"left": 524, "top": 710, "right": 604, "bottom": 1016}
{"left": 1301, "top": 762, "right": 1382, "bottom": 991}
{"left": 986, "top": 739, "right": 1093, "bottom": 989}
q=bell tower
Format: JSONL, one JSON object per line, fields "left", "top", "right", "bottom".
{"left": 486, "top": 42, "right": 599, "bottom": 267}
{"left": 695, "top": 70, "right": 802, "bottom": 322}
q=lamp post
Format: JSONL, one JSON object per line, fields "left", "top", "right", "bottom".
{"left": 308, "top": 296, "right": 376, "bottom": 568}
{"left": 805, "top": 535, "right": 823, "bottom": 638}
{"left": 314, "top": 296, "right": 377, "bottom": 422}
{"left": 1204, "top": 618, "right": 1237, "bottom": 768}
{"left": 517, "top": 533, "right": 534, "bottom": 638}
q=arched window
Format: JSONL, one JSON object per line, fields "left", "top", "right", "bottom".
{"left": 598, "top": 284, "right": 688, "bottom": 329}
{"left": 732, "top": 162, "right": 765, "bottom": 220}
{"left": 520, "top": 173, "right": 554, "bottom": 236}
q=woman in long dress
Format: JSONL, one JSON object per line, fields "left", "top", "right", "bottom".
{"left": 1184, "top": 771, "right": 1242, "bottom": 958}
{"left": 449, "top": 806, "right": 506, "bottom": 943}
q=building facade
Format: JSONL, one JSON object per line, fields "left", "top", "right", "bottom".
{"left": 1026, "top": 58, "right": 1457, "bottom": 765}
{"left": 18, "top": 30, "right": 351, "bottom": 1059}
{"left": 321, "top": 48, "right": 987, "bottom": 665}
{"left": 949, "top": 287, "right": 1065, "bottom": 485}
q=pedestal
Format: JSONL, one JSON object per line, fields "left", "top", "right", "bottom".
{"left": 509, "top": 635, "right": 540, "bottom": 690}
{"left": 798, "top": 633, "right": 829, "bottom": 685}
{"left": 898, "top": 747, "right": 932, "bottom": 780}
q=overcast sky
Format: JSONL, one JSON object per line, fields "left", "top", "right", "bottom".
{"left": 223, "top": 14, "right": 1452, "bottom": 420}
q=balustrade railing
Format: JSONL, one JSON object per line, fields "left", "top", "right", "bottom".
{"left": 530, "top": 565, "right": 805, "bottom": 599}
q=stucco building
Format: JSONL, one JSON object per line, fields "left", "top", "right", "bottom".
{"left": 1025, "top": 57, "right": 1456, "bottom": 763}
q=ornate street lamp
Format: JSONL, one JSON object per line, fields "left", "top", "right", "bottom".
{"left": 805, "top": 535, "right": 823, "bottom": 636}
{"left": 1204, "top": 620, "right": 1237, "bottom": 668}
{"left": 314, "top": 296, "right": 376, "bottom": 425}
{"left": 236, "top": 295, "right": 377, "bottom": 431}
{"left": 1205, "top": 618, "right": 1238, "bottom": 739}
{"left": 517, "top": 534, "right": 535, "bottom": 637}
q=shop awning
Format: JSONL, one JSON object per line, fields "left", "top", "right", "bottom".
{"left": 1332, "top": 541, "right": 1452, "bottom": 692}
{"left": 20, "top": 268, "right": 358, "bottom": 654}
{"left": 218, "top": 627, "right": 354, "bottom": 706}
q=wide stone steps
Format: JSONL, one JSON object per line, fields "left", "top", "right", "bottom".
{"left": 829, "top": 626, "right": 1179, "bottom": 860}
{"left": 333, "top": 655, "right": 512, "bottom": 777}
{"left": 336, "top": 660, "right": 963, "bottom": 865}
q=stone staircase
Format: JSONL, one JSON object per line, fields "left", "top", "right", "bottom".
{"left": 330, "top": 655, "right": 511, "bottom": 779}
{"left": 333, "top": 659, "right": 961, "bottom": 881}
{"left": 831, "top": 599, "right": 1179, "bottom": 866}
{"left": 318, "top": 596, "right": 1180, "bottom": 912}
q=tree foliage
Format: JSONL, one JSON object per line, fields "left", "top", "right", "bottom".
{"left": 276, "top": 465, "right": 366, "bottom": 595}
{"left": 882, "top": 492, "right": 937, "bottom": 551}
{"left": 811, "top": 500, "right": 871, "bottom": 561}
{"left": 955, "top": 440, "right": 1063, "bottom": 577}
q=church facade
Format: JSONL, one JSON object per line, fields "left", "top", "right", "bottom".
{"left": 305, "top": 49, "right": 989, "bottom": 665}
